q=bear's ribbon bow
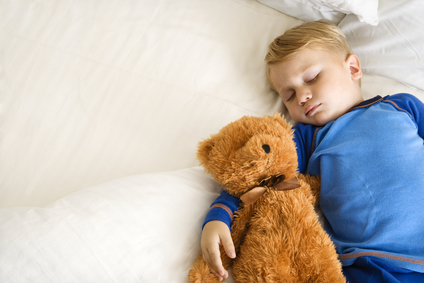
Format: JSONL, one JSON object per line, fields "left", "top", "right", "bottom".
{"left": 240, "top": 174, "right": 301, "bottom": 206}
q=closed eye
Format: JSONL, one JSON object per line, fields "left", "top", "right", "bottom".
{"left": 306, "top": 73, "right": 319, "bottom": 84}
{"left": 286, "top": 91, "right": 295, "bottom": 102}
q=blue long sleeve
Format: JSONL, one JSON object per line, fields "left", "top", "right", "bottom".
{"left": 383, "top": 93, "right": 424, "bottom": 139}
{"left": 202, "top": 190, "right": 240, "bottom": 230}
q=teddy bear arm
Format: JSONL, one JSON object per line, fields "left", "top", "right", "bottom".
{"left": 227, "top": 206, "right": 254, "bottom": 261}
{"left": 214, "top": 214, "right": 250, "bottom": 274}
{"left": 297, "top": 174, "right": 321, "bottom": 206}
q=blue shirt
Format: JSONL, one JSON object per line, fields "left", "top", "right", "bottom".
{"left": 203, "top": 94, "right": 424, "bottom": 272}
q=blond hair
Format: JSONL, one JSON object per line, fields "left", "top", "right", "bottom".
{"left": 265, "top": 20, "right": 354, "bottom": 91}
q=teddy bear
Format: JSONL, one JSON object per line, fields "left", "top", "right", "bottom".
{"left": 188, "top": 114, "right": 346, "bottom": 283}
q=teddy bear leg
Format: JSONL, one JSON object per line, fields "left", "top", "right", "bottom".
{"left": 297, "top": 174, "right": 321, "bottom": 206}
{"left": 294, "top": 242, "right": 346, "bottom": 283}
{"left": 297, "top": 259, "right": 346, "bottom": 283}
{"left": 232, "top": 260, "right": 299, "bottom": 282}
{"left": 188, "top": 253, "right": 222, "bottom": 283}
{"left": 189, "top": 250, "right": 234, "bottom": 283}
{"left": 231, "top": 242, "right": 299, "bottom": 283}
{"left": 314, "top": 263, "right": 346, "bottom": 283}
{"left": 304, "top": 253, "right": 346, "bottom": 283}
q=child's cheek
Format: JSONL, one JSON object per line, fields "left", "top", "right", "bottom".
{"left": 287, "top": 108, "right": 303, "bottom": 124}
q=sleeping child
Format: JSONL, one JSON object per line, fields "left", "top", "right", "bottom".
{"left": 199, "top": 20, "right": 424, "bottom": 283}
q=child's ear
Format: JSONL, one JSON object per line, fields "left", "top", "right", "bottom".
{"left": 346, "top": 54, "right": 362, "bottom": 81}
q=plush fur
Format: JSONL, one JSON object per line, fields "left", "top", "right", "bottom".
{"left": 189, "top": 114, "right": 346, "bottom": 283}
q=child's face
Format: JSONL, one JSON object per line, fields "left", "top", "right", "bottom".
{"left": 269, "top": 48, "right": 363, "bottom": 126}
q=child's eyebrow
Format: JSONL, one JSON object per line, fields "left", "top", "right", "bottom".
{"left": 277, "top": 83, "right": 291, "bottom": 96}
{"left": 302, "top": 65, "right": 320, "bottom": 77}
{"left": 279, "top": 65, "right": 319, "bottom": 94}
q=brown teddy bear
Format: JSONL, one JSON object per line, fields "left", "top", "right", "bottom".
{"left": 188, "top": 114, "right": 346, "bottom": 283}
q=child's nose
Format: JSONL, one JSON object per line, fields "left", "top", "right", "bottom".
{"left": 297, "top": 89, "right": 312, "bottom": 105}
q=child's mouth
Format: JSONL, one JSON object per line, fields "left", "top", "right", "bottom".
{"left": 305, "top": 103, "right": 321, "bottom": 116}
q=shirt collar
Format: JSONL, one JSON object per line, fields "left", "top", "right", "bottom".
{"left": 349, "top": 96, "right": 383, "bottom": 112}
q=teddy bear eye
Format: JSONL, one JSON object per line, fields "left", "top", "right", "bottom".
{"left": 262, "top": 144, "right": 271, "bottom": 154}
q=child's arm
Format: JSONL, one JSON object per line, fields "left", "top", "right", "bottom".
{"left": 201, "top": 191, "right": 239, "bottom": 280}
{"left": 292, "top": 123, "right": 319, "bottom": 173}
{"left": 386, "top": 93, "right": 424, "bottom": 139}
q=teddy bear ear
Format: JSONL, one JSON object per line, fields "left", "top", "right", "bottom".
{"left": 273, "top": 113, "right": 291, "bottom": 131}
{"left": 196, "top": 138, "right": 215, "bottom": 167}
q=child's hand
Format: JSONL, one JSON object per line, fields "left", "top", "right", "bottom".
{"left": 201, "top": 221, "right": 236, "bottom": 281}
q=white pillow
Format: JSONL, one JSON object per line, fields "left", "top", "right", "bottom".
{"left": 258, "top": 0, "right": 346, "bottom": 23}
{"left": 313, "top": 0, "right": 379, "bottom": 25}
{"left": 257, "top": 0, "right": 379, "bottom": 25}
{"left": 340, "top": 0, "right": 424, "bottom": 91}
{"left": 0, "top": 167, "right": 234, "bottom": 283}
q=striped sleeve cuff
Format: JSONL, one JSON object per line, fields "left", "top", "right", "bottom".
{"left": 202, "top": 204, "right": 233, "bottom": 230}
{"left": 202, "top": 191, "right": 239, "bottom": 230}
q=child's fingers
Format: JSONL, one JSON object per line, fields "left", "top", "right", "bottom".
{"left": 210, "top": 268, "right": 226, "bottom": 282}
{"left": 200, "top": 221, "right": 231, "bottom": 280}
{"left": 207, "top": 246, "right": 227, "bottom": 278}
{"left": 220, "top": 232, "right": 236, "bottom": 259}
{"left": 202, "top": 247, "right": 227, "bottom": 281}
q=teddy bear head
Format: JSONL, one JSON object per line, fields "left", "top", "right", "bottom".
{"left": 197, "top": 114, "right": 299, "bottom": 198}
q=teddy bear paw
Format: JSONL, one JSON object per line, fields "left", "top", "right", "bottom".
{"left": 188, "top": 269, "right": 223, "bottom": 283}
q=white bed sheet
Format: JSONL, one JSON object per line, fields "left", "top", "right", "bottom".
{"left": 1, "top": 0, "right": 296, "bottom": 208}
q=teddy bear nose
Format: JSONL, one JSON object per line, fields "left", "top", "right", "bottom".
{"left": 262, "top": 144, "right": 271, "bottom": 154}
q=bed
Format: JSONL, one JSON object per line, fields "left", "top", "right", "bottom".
{"left": 1, "top": 0, "right": 424, "bottom": 282}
